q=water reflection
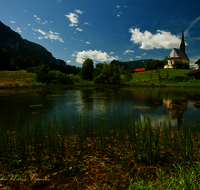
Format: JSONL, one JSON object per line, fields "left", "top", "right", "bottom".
{"left": 0, "top": 86, "right": 200, "bottom": 131}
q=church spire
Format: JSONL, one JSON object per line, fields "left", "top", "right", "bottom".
{"left": 180, "top": 29, "right": 185, "bottom": 54}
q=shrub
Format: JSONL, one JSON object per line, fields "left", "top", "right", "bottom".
{"left": 173, "top": 61, "right": 189, "bottom": 69}
{"left": 94, "top": 74, "right": 105, "bottom": 84}
{"left": 48, "top": 70, "right": 74, "bottom": 85}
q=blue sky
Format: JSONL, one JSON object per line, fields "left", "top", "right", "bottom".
{"left": 0, "top": 0, "right": 200, "bottom": 68}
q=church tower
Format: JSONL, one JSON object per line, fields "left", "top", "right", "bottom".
{"left": 180, "top": 29, "right": 185, "bottom": 54}
{"left": 167, "top": 29, "right": 189, "bottom": 68}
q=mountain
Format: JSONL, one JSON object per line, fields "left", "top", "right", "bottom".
{"left": 0, "top": 21, "right": 58, "bottom": 64}
{"left": 110, "top": 59, "right": 151, "bottom": 70}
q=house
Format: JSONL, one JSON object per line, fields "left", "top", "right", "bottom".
{"left": 194, "top": 59, "right": 200, "bottom": 70}
{"left": 167, "top": 29, "right": 189, "bottom": 68}
{"left": 185, "top": 59, "right": 200, "bottom": 80}
{"left": 133, "top": 68, "right": 146, "bottom": 72}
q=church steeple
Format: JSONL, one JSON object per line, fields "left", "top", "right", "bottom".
{"left": 180, "top": 29, "right": 185, "bottom": 54}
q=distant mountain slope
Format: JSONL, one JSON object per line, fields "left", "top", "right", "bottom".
{"left": 0, "top": 21, "right": 58, "bottom": 64}
{"left": 110, "top": 59, "right": 151, "bottom": 70}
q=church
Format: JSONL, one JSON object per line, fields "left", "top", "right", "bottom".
{"left": 167, "top": 30, "right": 189, "bottom": 68}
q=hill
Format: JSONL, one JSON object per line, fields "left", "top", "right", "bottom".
{"left": 110, "top": 59, "right": 151, "bottom": 70}
{"left": 0, "top": 21, "right": 58, "bottom": 64}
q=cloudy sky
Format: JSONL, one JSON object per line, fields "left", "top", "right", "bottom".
{"left": 0, "top": 0, "right": 200, "bottom": 67}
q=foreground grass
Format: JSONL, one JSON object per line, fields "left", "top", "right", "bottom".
{"left": 0, "top": 70, "right": 42, "bottom": 88}
{"left": 0, "top": 111, "right": 199, "bottom": 190}
{"left": 121, "top": 69, "right": 200, "bottom": 87}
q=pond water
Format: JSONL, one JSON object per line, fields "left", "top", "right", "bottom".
{"left": 1, "top": 86, "right": 200, "bottom": 132}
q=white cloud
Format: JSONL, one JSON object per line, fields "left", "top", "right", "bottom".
{"left": 66, "top": 60, "right": 71, "bottom": 63}
{"left": 74, "top": 50, "right": 119, "bottom": 64}
{"left": 123, "top": 50, "right": 134, "bottom": 54}
{"left": 86, "top": 42, "right": 91, "bottom": 44}
{"left": 10, "top": 20, "right": 16, "bottom": 24}
{"left": 36, "top": 17, "right": 41, "bottom": 21}
{"left": 84, "top": 22, "right": 91, "bottom": 25}
{"left": 141, "top": 53, "right": 146, "bottom": 55}
{"left": 38, "top": 29, "right": 46, "bottom": 35}
{"left": 129, "top": 28, "right": 181, "bottom": 50}
{"left": 136, "top": 56, "right": 142, "bottom": 58}
{"left": 124, "top": 5, "right": 127, "bottom": 8}
{"left": 109, "top": 52, "right": 114, "bottom": 55}
{"left": 75, "top": 9, "right": 83, "bottom": 14}
{"left": 117, "top": 14, "right": 120, "bottom": 17}
{"left": 116, "top": 5, "right": 120, "bottom": 8}
{"left": 65, "top": 13, "right": 79, "bottom": 26}
{"left": 130, "top": 58, "right": 133, "bottom": 61}
{"left": 32, "top": 28, "right": 64, "bottom": 43}
{"left": 76, "top": 28, "right": 83, "bottom": 31}
{"left": 34, "top": 15, "right": 37, "bottom": 17}
{"left": 185, "top": 16, "right": 200, "bottom": 35}
{"left": 28, "top": 24, "right": 30, "bottom": 26}
{"left": 16, "top": 27, "right": 21, "bottom": 33}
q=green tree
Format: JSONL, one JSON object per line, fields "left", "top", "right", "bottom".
{"left": 123, "top": 69, "right": 133, "bottom": 81}
{"left": 145, "top": 59, "right": 164, "bottom": 70}
{"left": 94, "top": 63, "right": 104, "bottom": 77}
{"left": 82, "top": 58, "right": 94, "bottom": 73}
{"left": 94, "top": 63, "right": 121, "bottom": 84}
{"left": 80, "top": 66, "right": 93, "bottom": 80}
{"left": 80, "top": 58, "right": 94, "bottom": 80}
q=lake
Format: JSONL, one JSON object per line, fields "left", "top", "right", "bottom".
{"left": 1, "top": 86, "right": 200, "bottom": 132}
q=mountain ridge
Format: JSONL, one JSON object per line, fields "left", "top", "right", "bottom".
{"left": 0, "top": 21, "right": 58, "bottom": 64}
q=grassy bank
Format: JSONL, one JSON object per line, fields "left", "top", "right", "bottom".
{"left": 121, "top": 68, "right": 200, "bottom": 87}
{"left": 1, "top": 69, "right": 200, "bottom": 89}
{"left": 0, "top": 111, "right": 199, "bottom": 189}
{"left": 0, "top": 70, "right": 43, "bottom": 89}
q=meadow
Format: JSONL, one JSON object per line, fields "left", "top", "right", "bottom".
{"left": 1, "top": 68, "right": 200, "bottom": 89}
{"left": 0, "top": 70, "right": 42, "bottom": 89}
{"left": 121, "top": 68, "right": 200, "bottom": 87}
{"left": 0, "top": 110, "right": 199, "bottom": 189}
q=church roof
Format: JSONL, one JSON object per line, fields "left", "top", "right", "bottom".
{"left": 168, "top": 48, "right": 189, "bottom": 60}
{"left": 194, "top": 59, "right": 200, "bottom": 64}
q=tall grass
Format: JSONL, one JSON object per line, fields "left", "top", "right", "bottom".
{"left": 0, "top": 110, "right": 199, "bottom": 189}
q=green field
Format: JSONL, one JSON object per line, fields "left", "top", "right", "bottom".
{"left": 121, "top": 68, "right": 200, "bottom": 87}
{"left": 0, "top": 70, "right": 43, "bottom": 88}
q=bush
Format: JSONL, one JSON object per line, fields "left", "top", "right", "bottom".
{"left": 173, "top": 61, "right": 189, "bottom": 69}
{"left": 34, "top": 64, "right": 50, "bottom": 83}
{"left": 48, "top": 70, "right": 74, "bottom": 85}
{"left": 94, "top": 74, "right": 105, "bottom": 84}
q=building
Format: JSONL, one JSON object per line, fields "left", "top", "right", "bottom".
{"left": 185, "top": 59, "right": 200, "bottom": 80}
{"left": 167, "top": 30, "right": 189, "bottom": 68}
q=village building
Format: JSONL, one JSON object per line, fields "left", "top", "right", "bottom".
{"left": 185, "top": 59, "right": 200, "bottom": 80}
{"left": 167, "top": 30, "right": 189, "bottom": 68}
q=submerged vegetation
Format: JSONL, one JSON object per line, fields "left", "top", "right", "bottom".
{"left": 0, "top": 110, "right": 199, "bottom": 189}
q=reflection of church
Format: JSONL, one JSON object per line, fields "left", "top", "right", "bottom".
{"left": 163, "top": 99, "right": 188, "bottom": 129}
{"left": 167, "top": 30, "right": 189, "bottom": 68}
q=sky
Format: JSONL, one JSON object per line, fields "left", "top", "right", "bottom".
{"left": 0, "top": 0, "right": 200, "bottom": 68}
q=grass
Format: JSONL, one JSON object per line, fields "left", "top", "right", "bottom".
{"left": 0, "top": 110, "right": 199, "bottom": 190}
{"left": 121, "top": 69, "right": 200, "bottom": 87}
{"left": 0, "top": 70, "right": 43, "bottom": 89}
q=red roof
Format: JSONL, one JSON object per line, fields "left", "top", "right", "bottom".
{"left": 134, "top": 68, "right": 146, "bottom": 72}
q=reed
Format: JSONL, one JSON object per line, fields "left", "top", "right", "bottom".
{"left": 0, "top": 110, "right": 199, "bottom": 189}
